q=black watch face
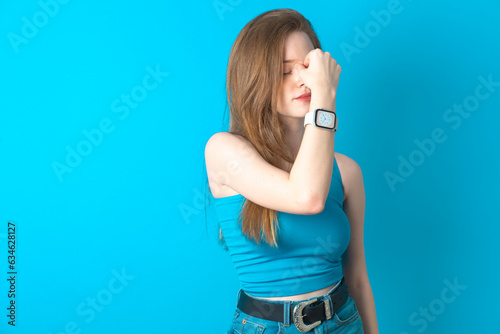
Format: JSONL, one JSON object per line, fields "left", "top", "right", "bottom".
{"left": 315, "top": 109, "right": 336, "bottom": 129}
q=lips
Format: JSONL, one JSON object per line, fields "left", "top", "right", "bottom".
{"left": 296, "top": 93, "right": 311, "bottom": 99}
{"left": 295, "top": 93, "right": 311, "bottom": 100}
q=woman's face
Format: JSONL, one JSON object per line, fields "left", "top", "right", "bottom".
{"left": 277, "top": 31, "right": 314, "bottom": 119}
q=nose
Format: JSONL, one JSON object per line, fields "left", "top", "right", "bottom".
{"left": 293, "top": 65, "right": 305, "bottom": 87}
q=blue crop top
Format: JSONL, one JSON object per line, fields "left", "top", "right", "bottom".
{"left": 209, "top": 157, "right": 351, "bottom": 298}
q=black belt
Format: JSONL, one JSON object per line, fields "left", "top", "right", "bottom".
{"left": 237, "top": 278, "right": 349, "bottom": 333}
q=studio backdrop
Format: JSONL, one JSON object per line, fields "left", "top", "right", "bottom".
{"left": 1, "top": 0, "right": 499, "bottom": 333}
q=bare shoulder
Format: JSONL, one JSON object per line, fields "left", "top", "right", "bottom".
{"left": 205, "top": 132, "right": 256, "bottom": 198}
{"left": 206, "top": 131, "right": 248, "bottom": 149}
{"left": 334, "top": 152, "right": 364, "bottom": 202}
{"left": 334, "top": 152, "right": 362, "bottom": 174}
{"left": 205, "top": 132, "right": 253, "bottom": 164}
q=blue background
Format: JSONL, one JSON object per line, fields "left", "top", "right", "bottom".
{"left": 1, "top": 0, "right": 499, "bottom": 333}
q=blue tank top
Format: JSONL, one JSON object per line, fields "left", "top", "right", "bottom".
{"left": 209, "top": 157, "right": 350, "bottom": 298}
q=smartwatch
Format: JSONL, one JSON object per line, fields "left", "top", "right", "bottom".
{"left": 304, "top": 108, "right": 338, "bottom": 131}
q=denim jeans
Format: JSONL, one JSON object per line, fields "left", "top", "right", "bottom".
{"left": 227, "top": 281, "right": 364, "bottom": 334}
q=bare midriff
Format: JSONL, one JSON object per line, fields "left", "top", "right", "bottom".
{"left": 246, "top": 281, "right": 339, "bottom": 302}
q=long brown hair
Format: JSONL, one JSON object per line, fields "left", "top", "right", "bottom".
{"left": 219, "top": 9, "right": 322, "bottom": 248}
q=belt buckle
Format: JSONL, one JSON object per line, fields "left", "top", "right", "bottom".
{"left": 292, "top": 297, "right": 332, "bottom": 333}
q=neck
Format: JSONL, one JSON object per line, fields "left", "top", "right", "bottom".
{"left": 279, "top": 115, "right": 305, "bottom": 160}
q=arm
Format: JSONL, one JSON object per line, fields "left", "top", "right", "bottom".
{"left": 339, "top": 154, "right": 379, "bottom": 333}
{"left": 291, "top": 49, "right": 340, "bottom": 210}
{"left": 205, "top": 111, "right": 334, "bottom": 215}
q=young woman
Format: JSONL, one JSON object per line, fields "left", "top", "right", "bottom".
{"left": 205, "top": 9, "right": 379, "bottom": 333}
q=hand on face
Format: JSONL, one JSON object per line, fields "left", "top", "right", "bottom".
{"left": 294, "top": 48, "right": 341, "bottom": 94}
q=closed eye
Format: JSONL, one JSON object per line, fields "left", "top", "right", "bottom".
{"left": 283, "top": 71, "right": 292, "bottom": 75}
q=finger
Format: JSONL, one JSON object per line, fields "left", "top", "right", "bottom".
{"left": 304, "top": 54, "right": 312, "bottom": 68}
{"left": 295, "top": 63, "right": 306, "bottom": 73}
{"left": 303, "top": 49, "right": 317, "bottom": 68}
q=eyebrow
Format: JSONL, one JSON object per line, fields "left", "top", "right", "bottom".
{"left": 283, "top": 59, "right": 299, "bottom": 63}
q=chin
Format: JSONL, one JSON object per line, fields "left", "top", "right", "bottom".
{"left": 278, "top": 106, "right": 310, "bottom": 118}
{"left": 298, "top": 107, "right": 310, "bottom": 117}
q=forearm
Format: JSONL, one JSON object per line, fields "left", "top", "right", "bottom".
{"left": 347, "top": 279, "right": 379, "bottom": 334}
{"left": 289, "top": 90, "right": 337, "bottom": 207}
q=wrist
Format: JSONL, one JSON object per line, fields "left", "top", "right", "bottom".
{"left": 304, "top": 108, "right": 338, "bottom": 131}
{"left": 311, "top": 85, "right": 336, "bottom": 97}
{"left": 310, "top": 88, "right": 336, "bottom": 110}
